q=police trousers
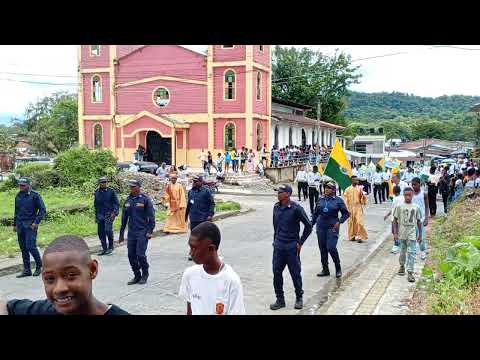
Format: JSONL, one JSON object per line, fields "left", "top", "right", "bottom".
{"left": 17, "top": 224, "right": 42, "bottom": 272}
{"left": 272, "top": 246, "right": 303, "bottom": 300}
{"left": 97, "top": 217, "right": 114, "bottom": 251}
{"left": 317, "top": 225, "right": 341, "bottom": 271}
{"left": 127, "top": 231, "right": 149, "bottom": 277}
{"left": 373, "top": 184, "right": 383, "bottom": 204}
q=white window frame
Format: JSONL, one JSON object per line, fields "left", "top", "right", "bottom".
{"left": 90, "top": 45, "right": 101, "bottom": 57}
{"left": 91, "top": 75, "right": 102, "bottom": 103}
{"left": 224, "top": 69, "right": 236, "bottom": 101}
{"left": 256, "top": 71, "right": 262, "bottom": 101}
{"left": 152, "top": 86, "right": 171, "bottom": 108}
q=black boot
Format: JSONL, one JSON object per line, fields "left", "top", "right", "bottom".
{"left": 335, "top": 264, "right": 342, "bottom": 278}
{"left": 33, "top": 267, "right": 42, "bottom": 277}
{"left": 127, "top": 275, "right": 141, "bottom": 285}
{"left": 105, "top": 248, "right": 113, "bottom": 255}
{"left": 294, "top": 297, "right": 303, "bottom": 309}
{"left": 317, "top": 268, "right": 330, "bottom": 277}
{"left": 98, "top": 250, "right": 107, "bottom": 256}
{"left": 16, "top": 271, "right": 32, "bottom": 278}
{"left": 138, "top": 273, "right": 149, "bottom": 284}
{"left": 270, "top": 299, "right": 286, "bottom": 310}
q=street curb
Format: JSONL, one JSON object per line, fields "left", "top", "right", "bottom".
{"left": 218, "top": 191, "right": 276, "bottom": 197}
{"left": 299, "top": 226, "right": 392, "bottom": 315}
{"left": 0, "top": 208, "right": 254, "bottom": 278}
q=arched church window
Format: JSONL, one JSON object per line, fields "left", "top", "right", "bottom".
{"left": 224, "top": 123, "right": 236, "bottom": 150}
{"left": 94, "top": 124, "right": 103, "bottom": 149}
{"left": 256, "top": 72, "right": 262, "bottom": 100}
{"left": 92, "top": 75, "right": 102, "bottom": 103}
{"left": 256, "top": 123, "right": 263, "bottom": 151}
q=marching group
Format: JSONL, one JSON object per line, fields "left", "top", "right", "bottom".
{"left": 2, "top": 153, "right": 478, "bottom": 316}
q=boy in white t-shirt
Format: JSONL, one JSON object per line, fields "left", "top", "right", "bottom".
{"left": 179, "top": 222, "right": 245, "bottom": 315}
{"left": 384, "top": 185, "right": 404, "bottom": 254}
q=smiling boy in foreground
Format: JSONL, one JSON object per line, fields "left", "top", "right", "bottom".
{"left": 0, "top": 235, "right": 129, "bottom": 315}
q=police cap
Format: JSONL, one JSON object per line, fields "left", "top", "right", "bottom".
{"left": 128, "top": 179, "right": 141, "bottom": 187}
{"left": 18, "top": 178, "right": 30, "bottom": 185}
{"left": 274, "top": 184, "right": 292, "bottom": 195}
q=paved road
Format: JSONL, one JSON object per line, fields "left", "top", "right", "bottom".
{"left": 0, "top": 192, "right": 391, "bottom": 315}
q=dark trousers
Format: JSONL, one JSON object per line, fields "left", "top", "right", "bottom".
{"left": 381, "top": 182, "right": 389, "bottom": 201}
{"left": 373, "top": 184, "right": 383, "bottom": 204}
{"left": 97, "top": 217, "right": 114, "bottom": 251}
{"left": 190, "top": 221, "right": 203, "bottom": 231}
{"left": 297, "top": 182, "right": 308, "bottom": 201}
{"left": 441, "top": 192, "right": 449, "bottom": 213}
{"left": 17, "top": 224, "right": 42, "bottom": 273}
{"left": 127, "top": 231, "right": 149, "bottom": 278}
{"left": 428, "top": 186, "right": 438, "bottom": 216}
{"left": 360, "top": 180, "right": 370, "bottom": 194}
{"left": 308, "top": 187, "right": 319, "bottom": 213}
{"left": 317, "top": 225, "right": 341, "bottom": 271}
{"left": 272, "top": 246, "right": 303, "bottom": 300}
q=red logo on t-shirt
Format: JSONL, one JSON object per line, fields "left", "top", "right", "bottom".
{"left": 216, "top": 303, "right": 224, "bottom": 315}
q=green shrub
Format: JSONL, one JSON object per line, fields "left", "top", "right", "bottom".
{"left": 54, "top": 146, "right": 117, "bottom": 188}
{"left": 31, "top": 169, "right": 60, "bottom": 189}
{"left": 0, "top": 175, "right": 17, "bottom": 192}
{"left": 15, "top": 163, "right": 51, "bottom": 178}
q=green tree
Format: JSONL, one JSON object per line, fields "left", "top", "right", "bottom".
{"left": 0, "top": 127, "right": 16, "bottom": 154}
{"left": 15, "top": 92, "right": 78, "bottom": 155}
{"left": 272, "top": 46, "right": 361, "bottom": 125}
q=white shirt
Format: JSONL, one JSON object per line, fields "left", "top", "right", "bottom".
{"left": 128, "top": 164, "right": 139, "bottom": 172}
{"left": 382, "top": 171, "right": 391, "bottom": 181}
{"left": 373, "top": 173, "right": 383, "bottom": 185}
{"left": 295, "top": 170, "right": 308, "bottom": 183}
{"left": 391, "top": 195, "right": 404, "bottom": 221}
{"left": 307, "top": 172, "right": 322, "bottom": 187}
{"left": 392, "top": 180, "right": 408, "bottom": 194}
{"left": 179, "top": 264, "right": 246, "bottom": 315}
{"left": 403, "top": 171, "right": 414, "bottom": 183}
{"left": 352, "top": 168, "right": 358, "bottom": 177}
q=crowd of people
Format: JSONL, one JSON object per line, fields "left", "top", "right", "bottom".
{"left": 2, "top": 149, "right": 479, "bottom": 315}
{"left": 270, "top": 144, "right": 332, "bottom": 168}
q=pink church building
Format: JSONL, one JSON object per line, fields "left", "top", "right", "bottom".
{"left": 78, "top": 45, "right": 271, "bottom": 167}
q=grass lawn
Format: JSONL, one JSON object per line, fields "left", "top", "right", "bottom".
{"left": 0, "top": 209, "right": 167, "bottom": 258}
{"left": 0, "top": 199, "right": 240, "bottom": 257}
{"left": 0, "top": 188, "right": 92, "bottom": 219}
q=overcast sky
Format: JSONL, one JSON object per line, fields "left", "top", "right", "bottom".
{"left": 1, "top": 45, "right": 480, "bottom": 123}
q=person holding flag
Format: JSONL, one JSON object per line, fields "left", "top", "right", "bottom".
{"left": 323, "top": 139, "right": 353, "bottom": 196}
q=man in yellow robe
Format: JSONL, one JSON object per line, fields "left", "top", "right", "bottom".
{"left": 162, "top": 173, "right": 187, "bottom": 233}
{"left": 343, "top": 176, "right": 368, "bottom": 243}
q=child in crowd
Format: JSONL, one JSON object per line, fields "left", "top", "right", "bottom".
{"left": 393, "top": 187, "right": 422, "bottom": 283}
{"left": 384, "top": 185, "right": 403, "bottom": 254}
{"left": 1, "top": 235, "right": 129, "bottom": 315}
{"left": 179, "top": 222, "right": 245, "bottom": 315}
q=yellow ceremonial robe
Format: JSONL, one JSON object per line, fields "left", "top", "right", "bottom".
{"left": 343, "top": 185, "right": 368, "bottom": 241}
{"left": 162, "top": 183, "right": 187, "bottom": 233}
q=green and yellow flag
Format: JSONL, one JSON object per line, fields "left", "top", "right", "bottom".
{"left": 324, "top": 139, "right": 352, "bottom": 190}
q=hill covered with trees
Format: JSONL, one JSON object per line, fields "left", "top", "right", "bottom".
{"left": 343, "top": 91, "right": 480, "bottom": 142}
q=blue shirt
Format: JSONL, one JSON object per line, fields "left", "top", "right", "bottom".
{"left": 94, "top": 187, "right": 119, "bottom": 221}
{"left": 186, "top": 186, "right": 215, "bottom": 222}
{"left": 273, "top": 201, "right": 312, "bottom": 249}
{"left": 311, "top": 195, "right": 350, "bottom": 228}
{"left": 14, "top": 190, "right": 46, "bottom": 227}
{"left": 120, "top": 193, "right": 155, "bottom": 235}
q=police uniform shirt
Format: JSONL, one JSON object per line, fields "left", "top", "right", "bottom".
{"left": 272, "top": 201, "right": 312, "bottom": 249}
{"left": 311, "top": 195, "right": 350, "bottom": 227}
{"left": 120, "top": 193, "right": 155, "bottom": 234}
{"left": 94, "top": 187, "right": 119, "bottom": 221}
{"left": 14, "top": 190, "right": 46, "bottom": 227}
{"left": 186, "top": 186, "right": 215, "bottom": 223}
{"left": 7, "top": 299, "right": 129, "bottom": 315}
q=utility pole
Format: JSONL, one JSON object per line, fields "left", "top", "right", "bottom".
{"left": 317, "top": 99, "right": 321, "bottom": 148}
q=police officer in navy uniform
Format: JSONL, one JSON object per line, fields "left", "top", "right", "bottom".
{"left": 185, "top": 175, "right": 215, "bottom": 260}
{"left": 270, "top": 184, "right": 312, "bottom": 311}
{"left": 94, "top": 176, "right": 119, "bottom": 256}
{"left": 13, "top": 178, "right": 46, "bottom": 278}
{"left": 311, "top": 182, "right": 350, "bottom": 278}
{"left": 119, "top": 180, "right": 155, "bottom": 285}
